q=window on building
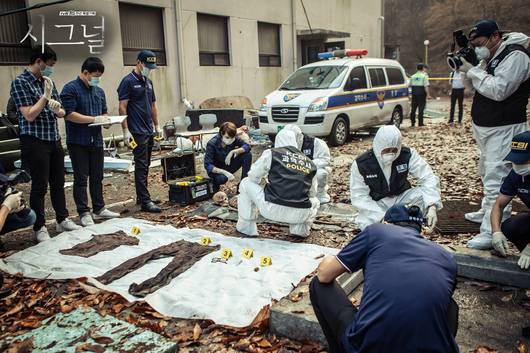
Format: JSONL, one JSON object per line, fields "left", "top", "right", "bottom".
{"left": 368, "top": 68, "right": 387, "bottom": 87}
{"left": 119, "top": 3, "right": 167, "bottom": 66}
{"left": 346, "top": 66, "right": 368, "bottom": 90}
{"left": 258, "top": 22, "right": 281, "bottom": 67}
{"left": 0, "top": 0, "right": 32, "bottom": 65}
{"left": 386, "top": 67, "right": 405, "bottom": 85}
{"left": 197, "top": 13, "right": 230, "bottom": 66}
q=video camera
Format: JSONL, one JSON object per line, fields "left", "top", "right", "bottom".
{"left": 0, "top": 169, "right": 31, "bottom": 209}
{"left": 447, "top": 29, "right": 479, "bottom": 70}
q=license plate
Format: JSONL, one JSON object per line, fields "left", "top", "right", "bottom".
{"left": 277, "top": 125, "right": 284, "bottom": 132}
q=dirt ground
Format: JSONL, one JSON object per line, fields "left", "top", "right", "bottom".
{"left": 1, "top": 97, "right": 529, "bottom": 352}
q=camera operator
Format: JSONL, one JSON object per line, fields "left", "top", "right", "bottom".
{"left": 458, "top": 20, "right": 530, "bottom": 250}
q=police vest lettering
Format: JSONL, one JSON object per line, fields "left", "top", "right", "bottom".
{"left": 471, "top": 44, "right": 530, "bottom": 127}
{"left": 356, "top": 147, "right": 412, "bottom": 201}
{"left": 264, "top": 146, "right": 317, "bottom": 209}
{"left": 302, "top": 134, "right": 315, "bottom": 160}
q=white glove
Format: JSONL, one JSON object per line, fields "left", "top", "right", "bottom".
{"left": 93, "top": 116, "right": 111, "bottom": 125}
{"left": 43, "top": 76, "right": 53, "bottom": 100}
{"left": 220, "top": 169, "right": 235, "bottom": 182}
{"left": 225, "top": 150, "right": 238, "bottom": 166}
{"left": 123, "top": 127, "right": 131, "bottom": 141}
{"left": 48, "top": 99, "right": 61, "bottom": 112}
{"left": 425, "top": 206, "right": 438, "bottom": 233}
{"left": 518, "top": 245, "right": 530, "bottom": 271}
{"left": 492, "top": 231, "right": 509, "bottom": 257}
{"left": 459, "top": 57, "right": 474, "bottom": 73}
{"left": 2, "top": 192, "right": 23, "bottom": 214}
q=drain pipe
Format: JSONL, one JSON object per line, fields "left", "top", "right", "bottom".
{"left": 174, "top": 0, "right": 188, "bottom": 101}
{"left": 291, "top": 0, "right": 297, "bottom": 70}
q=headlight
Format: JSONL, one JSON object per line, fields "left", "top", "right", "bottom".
{"left": 307, "top": 97, "right": 328, "bottom": 112}
{"left": 259, "top": 98, "right": 268, "bottom": 112}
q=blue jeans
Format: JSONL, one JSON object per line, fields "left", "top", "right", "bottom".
{"left": 208, "top": 151, "right": 252, "bottom": 191}
{"left": 1, "top": 208, "right": 36, "bottom": 235}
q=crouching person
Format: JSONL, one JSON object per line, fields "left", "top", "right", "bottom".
{"left": 310, "top": 204, "right": 459, "bottom": 353}
{"left": 236, "top": 129, "right": 319, "bottom": 237}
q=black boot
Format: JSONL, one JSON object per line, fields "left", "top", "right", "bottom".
{"left": 141, "top": 201, "right": 161, "bottom": 213}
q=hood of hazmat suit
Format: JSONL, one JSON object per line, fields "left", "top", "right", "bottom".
{"left": 373, "top": 126, "right": 403, "bottom": 183}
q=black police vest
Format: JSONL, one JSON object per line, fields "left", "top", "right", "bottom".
{"left": 264, "top": 145, "right": 317, "bottom": 209}
{"left": 301, "top": 134, "right": 315, "bottom": 160}
{"left": 471, "top": 44, "right": 530, "bottom": 127}
{"left": 356, "top": 147, "right": 412, "bottom": 201}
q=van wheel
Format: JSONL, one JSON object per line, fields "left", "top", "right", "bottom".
{"left": 329, "top": 116, "right": 348, "bottom": 146}
{"left": 389, "top": 107, "right": 403, "bottom": 129}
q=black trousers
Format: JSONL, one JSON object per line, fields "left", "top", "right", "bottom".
{"left": 309, "top": 277, "right": 459, "bottom": 353}
{"left": 501, "top": 213, "right": 530, "bottom": 251}
{"left": 20, "top": 135, "right": 69, "bottom": 230}
{"left": 410, "top": 94, "right": 426, "bottom": 126}
{"left": 449, "top": 88, "right": 464, "bottom": 123}
{"left": 67, "top": 143, "right": 105, "bottom": 215}
{"left": 132, "top": 133, "right": 154, "bottom": 205}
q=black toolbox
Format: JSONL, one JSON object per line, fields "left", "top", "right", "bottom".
{"left": 161, "top": 153, "right": 214, "bottom": 206}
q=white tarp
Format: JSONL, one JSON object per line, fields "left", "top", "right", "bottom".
{"left": 0, "top": 218, "right": 337, "bottom": 327}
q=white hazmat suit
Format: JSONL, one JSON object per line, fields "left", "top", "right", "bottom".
{"left": 350, "top": 126, "right": 442, "bottom": 230}
{"left": 464, "top": 32, "right": 530, "bottom": 249}
{"left": 236, "top": 129, "right": 320, "bottom": 237}
{"left": 282, "top": 124, "right": 332, "bottom": 203}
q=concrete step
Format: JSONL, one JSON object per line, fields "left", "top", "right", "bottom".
{"left": 270, "top": 270, "right": 363, "bottom": 345}
{"left": 0, "top": 138, "right": 20, "bottom": 153}
{"left": 0, "top": 126, "right": 19, "bottom": 140}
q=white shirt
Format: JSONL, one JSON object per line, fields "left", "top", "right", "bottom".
{"left": 451, "top": 71, "right": 465, "bottom": 89}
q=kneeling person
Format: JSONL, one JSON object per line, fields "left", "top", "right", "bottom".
{"left": 282, "top": 124, "right": 332, "bottom": 204}
{"left": 204, "top": 122, "right": 251, "bottom": 192}
{"left": 491, "top": 131, "right": 530, "bottom": 270}
{"left": 350, "top": 125, "right": 442, "bottom": 231}
{"left": 60, "top": 57, "right": 119, "bottom": 226}
{"left": 236, "top": 129, "right": 319, "bottom": 237}
{"left": 310, "top": 204, "right": 459, "bottom": 353}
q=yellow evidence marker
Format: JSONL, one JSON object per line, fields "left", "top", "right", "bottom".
{"left": 260, "top": 256, "right": 272, "bottom": 267}
{"left": 131, "top": 226, "right": 141, "bottom": 236}
{"left": 242, "top": 248, "right": 254, "bottom": 259}
{"left": 200, "top": 236, "right": 212, "bottom": 245}
{"left": 128, "top": 138, "right": 138, "bottom": 150}
{"left": 220, "top": 248, "right": 233, "bottom": 260}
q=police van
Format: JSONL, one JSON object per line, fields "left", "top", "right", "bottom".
{"left": 258, "top": 49, "right": 410, "bottom": 146}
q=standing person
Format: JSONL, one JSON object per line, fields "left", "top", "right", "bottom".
{"left": 118, "top": 50, "right": 161, "bottom": 213}
{"left": 458, "top": 20, "right": 530, "bottom": 249}
{"left": 204, "top": 122, "right": 252, "bottom": 193}
{"left": 310, "top": 204, "right": 459, "bottom": 353}
{"left": 60, "top": 57, "right": 119, "bottom": 226}
{"left": 448, "top": 68, "right": 465, "bottom": 126}
{"left": 409, "top": 63, "right": 432, "bottom": 127}
{"left": 490, "top": 131, "right": 530, "bottom": 270}
{"left": 10, "top": 45, "right": 81, "bottom": 242}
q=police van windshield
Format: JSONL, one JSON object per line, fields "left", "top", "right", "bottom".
{"left": 279, "top": 66, "right": 348, "bottom": 90}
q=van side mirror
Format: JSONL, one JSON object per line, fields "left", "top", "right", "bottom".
{"left": 345, "top": 77, "right": 361, "bottom": 91}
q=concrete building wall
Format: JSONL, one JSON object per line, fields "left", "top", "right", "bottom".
{"left": 0, "top": 0, "right": 382, "bottom": 138}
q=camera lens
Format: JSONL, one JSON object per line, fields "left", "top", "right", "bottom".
{"left": 447, "top": 56, "right": 459, "bottom": 70}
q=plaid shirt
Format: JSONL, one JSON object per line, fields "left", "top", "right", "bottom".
{"left": 10, "top": 69, "right": 61, "bottom": 141}
{"left": 60, "top": 77, "right": 107, "bottom": 147}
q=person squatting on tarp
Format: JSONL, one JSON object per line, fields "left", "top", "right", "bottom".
{"left": 349, "top": 125, "right": 442, "bottom": 232}
{"left": 310, "top": 204, "right": 459, "bottom": 353}
{"left": 282, "top": 124, "right": 332, "bottom": 204}
{"left": 457, "top": 20, "right": 530, "bottom": 250}
{"left": 490, "top": 131, "right": 530, "bottom": 270}
{"left": 204, "top": 122, "right": 252, "bottom": 192}
{"left": 236, "top": 129, "right": 319, "bottom": 237}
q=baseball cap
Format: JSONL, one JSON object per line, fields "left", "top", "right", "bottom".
{"left": 469, "top": 20, "right": 501, "bottom": 40}
{"left": 137, "top": 50, "right": 157, "bottom": 69}
{"left": 505, "top": 131, "right": 530, "bottom": 164}
{"left": 383, "top": 204, "right": 425, "bottom": 227}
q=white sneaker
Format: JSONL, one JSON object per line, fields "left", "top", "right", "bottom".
{"left": 56, "top": 218, "right": 82, "bottom": 232}
{"left": 93, "top": 208, "right": 120, "bottom": 220}
{"left": 464, "top": 210, "right": 485, "bottom": 224}
{"left": 35, "top": 227, "right": 50, "bottom": 242}
{"left": 80, "top": 212, "right": 95, "bottom": 227}
{"left": 467, "top": 234, "right": 493, "bottom": 250}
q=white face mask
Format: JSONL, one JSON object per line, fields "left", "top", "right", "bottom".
{"left": 513, "top": 163, "right": 530, "bottom": 176}
{"left": 381, "top": 153, "right": 397, "bottom": 165}
{"left": 475, "top": 46, "right": 490, "bottom": 60}
{"left": 141, "top": 67, "right": 151, "bottom": 77}
{"left": 222, "top": 137, "right": 235, "bottom": 145}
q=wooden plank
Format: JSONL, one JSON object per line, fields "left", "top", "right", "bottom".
{"left": 446, "top": 246, "right": 530, "bottom": 288}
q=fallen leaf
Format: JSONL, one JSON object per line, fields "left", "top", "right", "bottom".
{"left": 1, "top": 303, "right": 24, "bottom": 318}
{"left": 60, "top": 304, "right": 74, "bottom": 313}
{"left": 501, "top": 294, "right": 513, "bottom": 302}
{"left": 7, "top": 337, "right": 34, "bottom": 353}
{"left": 474, "top": 346, "right": 499, "bottom": 353}
{"left": 517, "top": 341, "right": 527, "bottom": 353}
{"left": 193, "top": 323, "right": 202, "bottom": 340}
{"left": 257, "top": 338, "right": 273, "bottom": 348}
{"left": 75, "top": 343, "right": 105, "bottom": 353}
